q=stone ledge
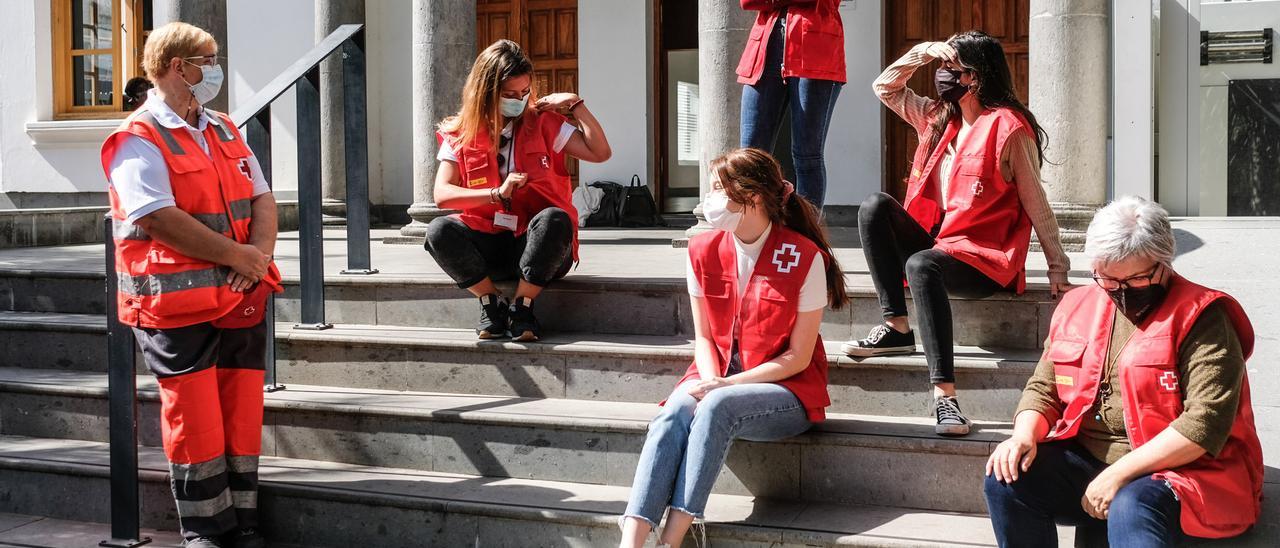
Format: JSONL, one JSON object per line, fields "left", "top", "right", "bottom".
{"left": 23, "top": 120, "right": 117, "bottom": 146}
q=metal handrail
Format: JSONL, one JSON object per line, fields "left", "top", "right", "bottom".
{"left": 101, "top": 24, "right": 376, "bottom": 547}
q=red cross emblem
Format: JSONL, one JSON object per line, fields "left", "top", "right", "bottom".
{"left": 1159, "top": 371, "right": 1179, "bottom": 392}
{"left": 238, "top": 159, "right": 253, "bottom": 181}
{"left": 971, "top": 179, "right": 985, "bottom": 197}
{"left": 771, "top": 243, "right": 801, "bottom": 274}
{"left": 540, "top": 155, "right": 550, "bottom": 169}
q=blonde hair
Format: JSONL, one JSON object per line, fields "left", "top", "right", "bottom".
{"left": 438, "top": 40, "right": 536, "bottom": 147}
{"left": 143, "top": 22, "right": 216, "bottom": 81}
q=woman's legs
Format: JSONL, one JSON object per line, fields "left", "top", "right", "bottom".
{"left": 983, "top": 440, "right": 1106, "bottom": 547}
{"left": 858, "top": 193, "right": 936, "bottom": 325}
{"left": 508, "top": 207, "right": 574, "bottom": 341}
{"left": 903, "top": 248, "right": 1004, "bottom": 390}
{"left": 1106, "top": 477, "right": 1184, "bottom": 548}
{"left": 662, "top": 384, "right": 811, "bottom": 546}
{"left": 424, "top": 216, "right": 516, "bottom": 338}
{"left": 788, "top": 77, "right": 843, "bottom": 209}
{"left": 739, "top": 18, "right": 788, "bottom": 153}
{"left": 620, "top": 383, "right": 700, "bottom": 548}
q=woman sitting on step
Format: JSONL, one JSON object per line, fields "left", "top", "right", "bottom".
{"left": 842, "top": 31, "right": 1071, "bottom": 437}
{"left": 424, "top": 39, "right": 611, "bottom": 341}
{"left": 619, "top": 148, "right": 848, "bottom": 548}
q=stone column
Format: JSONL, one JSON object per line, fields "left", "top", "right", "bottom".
{"left": 1029, "top": 0, "right": 1109, "bottom": 250}
{"left": 683, "top": 0, "right": 754, "bottom": 239}
{"left": 316, "top": 0, "right": 366, "bottom": 223}
{"left": 155, "top": 0, "right": 229, "bottom": 112}
{"left": 399, "top": 0, "right": 476, "bottom": 239}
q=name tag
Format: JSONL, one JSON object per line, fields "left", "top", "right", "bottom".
{"left": 467, "top": 176, "right": 489, "bottom": 188}
{"left": 1055, "top": 375, "right": 1074, "bottom": 386}
{"left": 494, "top": 212, "right": 518, "bottom": 231}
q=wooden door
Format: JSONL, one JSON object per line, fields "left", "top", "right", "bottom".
{"left": 477, "top": 0, "right": 580, "bottom": 181}
{"left": 883, "top": 0, "right": 1029, "bottom": 199}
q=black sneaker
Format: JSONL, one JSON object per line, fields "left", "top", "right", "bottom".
{"left": 935, "top": 395, "right": 971, "bottom": 436}
{"left": 507, "top": 297, "right": 541, "bottom": 342}
{"left": 184, "top": 537, "right": 225, "bottom": 548}
{"left": 841, "top": 324, "right": 916, "bottom": 357}
{"left": 224, "top": 528, "right": 265, "bottom": 548}
{"left": 477, "top": 294, "right": 509, "bottom": 339}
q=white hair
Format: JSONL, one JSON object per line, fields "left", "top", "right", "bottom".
{"left": 1085, "top": 196, "right": 1176, "bottom": 267}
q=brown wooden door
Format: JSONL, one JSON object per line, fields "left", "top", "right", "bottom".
{"left": 883, "top": 0, "right": 1029, "bottom": 200}
{"left": 477, "top": 0, "right": 580, "bottom": 182}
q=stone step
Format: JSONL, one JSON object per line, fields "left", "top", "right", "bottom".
{"left": 0, "top": 366, "right": 1008, "bottom": 514}
{"left": 0, "top": 312, "right": 1040, "bottom": 421}
{"left": 0, "top": 435, "right": 1093, "bottom": 547}
{"left": 0, "top": 269, "right": 1059, "bottom": 348}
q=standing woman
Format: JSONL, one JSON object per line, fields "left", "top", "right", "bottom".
{"left": 841, "top": 31, "right": 1072, "bottom": 436}
{"left": 619, "top": 148, "right": 848, "bottom": 548}
{"left": 424, "top": 40, "right": 611, "bottom": 341}
{"left": 737, "top": 0, "right": 845, "bottom": 209}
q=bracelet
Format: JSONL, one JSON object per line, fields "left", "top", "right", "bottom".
{"left": 489, "top": 187, "right": 499, "bottom": 204}
{"left": 568, "top": 99, "right": 585, "bottom": 113}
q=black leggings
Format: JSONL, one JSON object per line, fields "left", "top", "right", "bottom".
{"left": 858, "top": 193, "right": 1004, "bottom": 384}
{"left": 424, "top": 207, "right": 574, "bottom": 289}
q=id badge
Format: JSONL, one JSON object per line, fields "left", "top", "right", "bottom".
{"left": 494, "top": 212, "right": 518, "bottom": 231}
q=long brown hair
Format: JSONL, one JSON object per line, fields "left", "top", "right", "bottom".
{"left": 711, "top": 148, "right": 850, "bottom": 310}
{"left": 437, "top": 40, "right": 537, "bottom": 147}
{"left": 923, "top": 31, "right": 1049, "bottom": 166}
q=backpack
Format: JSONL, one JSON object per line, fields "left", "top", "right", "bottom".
{"left": 585, "top": 181, "right": 625, "bottom": 227}
{"left": 618, "top": 175, "right": 666, "bottom": 227}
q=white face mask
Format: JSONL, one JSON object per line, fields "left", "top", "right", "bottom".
{"left": 500, "top": 93, "right": 529, "bottom": 118}
{"left": 703, "top": 190, "right": 743, "bottom": 233}
{"left": 184, "top": 63, "right": 224, "bottom": 105}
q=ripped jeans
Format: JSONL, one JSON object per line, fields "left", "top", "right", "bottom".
{"left": 622, "top": 381, "right": 812, "bottom": 528}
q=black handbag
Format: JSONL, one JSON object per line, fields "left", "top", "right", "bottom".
{"left": 585, "top": 180, "right": 625, "bottom": 227}
{"left": 618, "top": 175, "right": 665, "bottom": 227}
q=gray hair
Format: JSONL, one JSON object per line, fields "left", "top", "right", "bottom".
{"left": 1085, "top": 196, "right": 1176, "bottom": 267}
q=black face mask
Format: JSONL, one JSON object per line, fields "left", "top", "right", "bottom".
{"left": 934, "top": 67, "right": 970, "bottom": 103}
{"left": 1106, "top": 284, "right": 1168, "bottom": 324}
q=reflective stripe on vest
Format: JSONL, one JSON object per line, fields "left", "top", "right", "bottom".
{"left": 117, "top": 265, "right": 231, "bottom": 297}
{"left": 228, "top": 198, "right": 253, "bottom": 221}
{"left": 112, "top": 214, "right": 233, "bottom": 241}
{"left": 136, "top": 112, "right": 187, "bottom": 156}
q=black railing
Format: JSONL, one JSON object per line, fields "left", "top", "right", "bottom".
{"left": 100, "top": 24, "right": 374, "bottom": 546}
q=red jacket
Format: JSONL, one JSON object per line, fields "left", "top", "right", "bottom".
{"left": 1044, "top": 277, "right": 1262, "bottom": 538}
{"left": 736, "top": 0, "right": 846, "bottom": 85}
{"left": 681, "top": 225, "right": 831, "bottom": 422}
{"left": 902, "top": 107, "right": 1033, "bottom": 292}
{"left": 438, "top": 110, "right": 579, "bottom": 259}
{"left": 101, "top": 108, "right": 280, "bottom": 329}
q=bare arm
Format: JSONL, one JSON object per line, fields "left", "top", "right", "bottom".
{"left": 544, "top": 97, "right": 612, "bottom": 163}
{"left": 135, "top": 207, "right": 268, "bottom": 283}
{"left": 433, "top": 160, "right": 525, "bottom": 211}
{"left": 248, "top": 192, "right": 278, "bottom": 258}
{"left": 689, "top": 296, "right": 722, "bottom": 382}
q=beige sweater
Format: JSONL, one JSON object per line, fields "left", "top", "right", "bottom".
{"left": 874, "top": 44, "right": 1071, "bottom": 286}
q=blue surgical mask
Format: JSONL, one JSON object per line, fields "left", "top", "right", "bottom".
{"left": 500, "top": 93, "right": 529, "bottom": 118}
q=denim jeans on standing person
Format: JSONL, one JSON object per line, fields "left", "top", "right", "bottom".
{"left": 623, "top": 381, "right": 812, "bottom": 528}
{"left": 984, "top": 440, "right": 1189, "bottom": 548}
{"left": 740, "top": 16, "right": 843, "bottom": 209}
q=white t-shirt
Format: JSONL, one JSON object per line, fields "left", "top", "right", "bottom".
{"left": 437, "top": 120, "right": 578, "bottom": 181}
{"left": 106, "top": 90, "right": 271, "bottom": 223}
{"left": 686, "top": 223, "right": 828, "bottom": 312}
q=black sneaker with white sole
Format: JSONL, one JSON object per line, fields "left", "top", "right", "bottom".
{"left": 476, "top": 294, "right": 510, "bottom": 339}
{"left": 934, "top": 395, "right": 971, "bottom": 436}
{"left": 841, "top": 323, "right": 916, "bottom": 357}
{"left": 507, "top": 297, "right": 541, "bottom": 342}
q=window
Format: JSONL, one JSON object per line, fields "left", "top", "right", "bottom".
{"left": 676, "top": 80, "right": 699, "bottom": 166}
{"left": 51, "top": 0, "right": 151, "bottom": 120}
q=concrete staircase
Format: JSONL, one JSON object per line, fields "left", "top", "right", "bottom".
{"left": 0, "top": 226, "right": 1275, "bottom": 547}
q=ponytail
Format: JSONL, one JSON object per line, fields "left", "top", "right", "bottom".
{"left": 780, "top": 190, "right": 850, "bottom": 310}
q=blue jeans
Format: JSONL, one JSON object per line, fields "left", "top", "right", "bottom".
{"left": 623, "top": 381, "right": 813, "bottom": 527}
{"left": 983, "top": 440, "right": 1187, "bottom": 548}
{"left": 740, "top": 17, "right": 843, "bottom": 209}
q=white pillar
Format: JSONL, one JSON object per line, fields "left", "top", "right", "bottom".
{"left": 400, "top": 0, "right": 476, "bottom": 239}
{"left": 1030, "top": 0, "right": 1109, "bottom": 248}
{"left": 685, "top": 0, "right": 754, "bottom": 239}
{"left": 1112, "top": 0, "right": 1155, "bottom": 201}
{"left": 316, "top": 0, "right": 365, "bottom": 221}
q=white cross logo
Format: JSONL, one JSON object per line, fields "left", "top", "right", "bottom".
{"left": 772, "top": 243, "right": 801, "bottom": 274}
{"left": 1159, "top": 371, "right": 1178, "bottom": 392}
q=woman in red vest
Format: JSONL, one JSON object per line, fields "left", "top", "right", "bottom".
{"left": 737, "top": 0, "right": 845, "bottom": 208}
{"left": 842, "top": 31, "right": 1071, "bottom": 436}
{"left": 619, "top": 148, "right": 848, "bottom": 548}
{"left": 424, "top": 40, "right": 611, "bottom": 341}
{"left": 984, "top": 196, "right": 1262, "bottom": 546}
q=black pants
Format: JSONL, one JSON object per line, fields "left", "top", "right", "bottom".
{"left": 424, "top": 207, "right": 574, "bottom": 289}
{"left": 858, "top": 193, "right": 1004, "bottom": 383}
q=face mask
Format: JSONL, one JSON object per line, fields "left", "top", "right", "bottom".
{"left": 500, "top": 93, "right": 529, "bottom": 118}
{"left": 184, "top": 63, "right": 224, "bottom": 105}
{"left": 1106, "top": 284, "right": 1168, "bottom": 324}
{"left": 703, "top": 191, "right": 743, "bottom": 233}
{"left": 934, "top": 67, "right": 970, "bottom": 103}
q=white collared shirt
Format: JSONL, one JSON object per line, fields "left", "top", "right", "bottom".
{"left": 107, "top": 89, "right": 270, "bottom": 223}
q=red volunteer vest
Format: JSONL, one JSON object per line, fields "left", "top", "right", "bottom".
{"left": 902, "top": 107, "right": 1033, "bottom": 292}
{"left": 1044, "top": 277, "right": 1262, "bottom": 538}
{"left": 101, "top": 108, "right": 280, "bottom": 329}
{"left": 438, "top": 110, "right": 579, "bottom": 260}
{"left": 680, "top": 225, "right": 831, "bottom": 422}
{"left": 737, "top": 0, "right": 847, "bottom": 85}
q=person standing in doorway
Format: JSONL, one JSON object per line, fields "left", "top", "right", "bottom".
{"left": 737, "top": 0, "right": 846, "bottom": 210}
{"left": 841, "top": 31, "right": 1071, "bottom": 436}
